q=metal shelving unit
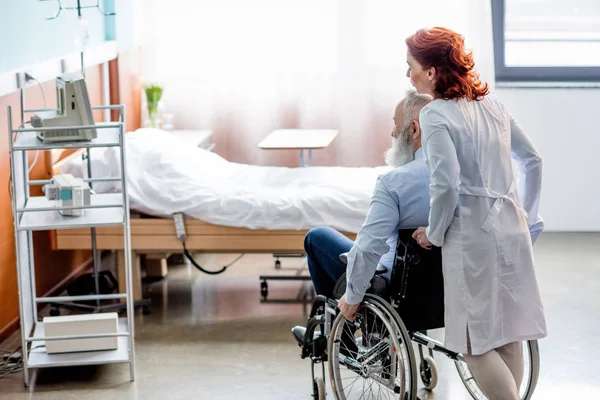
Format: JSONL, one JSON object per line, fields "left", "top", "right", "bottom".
{"left": 7, "top": 102, "right": 136, "bottom": 386}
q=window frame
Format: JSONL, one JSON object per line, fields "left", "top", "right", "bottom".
{"left": 491, "top": 0, "right": 600, "bottom": 83}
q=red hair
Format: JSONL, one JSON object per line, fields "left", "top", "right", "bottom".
{"left": 406, "top": 27, "right": 489, "bottom": 101}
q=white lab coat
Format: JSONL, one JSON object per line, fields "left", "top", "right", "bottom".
{"left": 420, "top": 96, "right": 547, "bottom": 356}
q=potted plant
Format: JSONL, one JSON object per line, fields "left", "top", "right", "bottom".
{"left": 143, "top": 83, "right": 163, "bottom": 128}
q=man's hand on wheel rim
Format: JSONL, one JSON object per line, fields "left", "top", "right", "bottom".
{"left": 338, "top": 294, "right": 360, "bottom": 321}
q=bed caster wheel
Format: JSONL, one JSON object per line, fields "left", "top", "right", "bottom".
{"left": 49, "top": 307, "right": 60, "bottom": 317}
{"left": 260, "top": 280, "right": 269, "bottom": 300}
{"left": 313, "top": 376, "right": 326, "bottom": 399}
{"left": 275, "top": 259, "right": 281, "bottom": 269}
{"left": 420, "top": 355, "right": 438, "bottom": 390}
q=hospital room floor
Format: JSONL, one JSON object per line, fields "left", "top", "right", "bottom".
{"left": 1, "top": 233, "right": 599, "bottom": 399}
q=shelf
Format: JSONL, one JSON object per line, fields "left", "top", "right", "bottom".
{"left": 8, "top": 100, "right": 135, "bottom": 384}
{"left": 28, "top": 318, "right": 131, "bottom": 368}
{"left": 13, "top": 124, "right": 121, "bottom": 151}
{"left": 18, "top": 193, "right": 124, "bottom": 231}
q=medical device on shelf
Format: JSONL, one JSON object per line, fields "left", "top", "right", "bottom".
{"left": 45, "top": 174, "right": 91, "bottom": 216}
{"left": 43, "top": 313, "right": 119, "bottom": 354}
{"left": 31, "top": 74, "right": 97, "bottom": 143}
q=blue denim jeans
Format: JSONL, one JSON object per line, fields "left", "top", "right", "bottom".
{"left": 304, "top": 226, "right": 353, "bottom": 298}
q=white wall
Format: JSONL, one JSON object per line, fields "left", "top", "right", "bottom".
{"left": 496, "top": 88, "right": 600, "bottom": 232}
{"left": 138, "top": 0, "right": 490, "bottom": 167}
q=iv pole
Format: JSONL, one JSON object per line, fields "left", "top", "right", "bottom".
{"left": 77, "top": 0, "right": 86, "bottom": 79}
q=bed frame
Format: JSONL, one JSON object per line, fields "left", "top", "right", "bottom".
{"left": 49, "top": 149, "right": 356, "bottom": 300}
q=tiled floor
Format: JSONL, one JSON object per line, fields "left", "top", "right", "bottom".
{"left": 1, "top": 233, "right": 599, "bottom": 399}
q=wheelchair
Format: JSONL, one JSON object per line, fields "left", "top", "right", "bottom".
{"left": 296, "top": 229, "right": 540, "bottom": 400}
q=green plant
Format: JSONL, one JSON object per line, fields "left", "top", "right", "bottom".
{"left": 144, "top": 84, "right": 163, "bottom": 128}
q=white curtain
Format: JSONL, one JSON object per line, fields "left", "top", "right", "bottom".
{"left": 140, "top": 0, "right": 494, "bottom": 167}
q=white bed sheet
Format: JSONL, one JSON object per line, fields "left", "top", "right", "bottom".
{"left": 60, "top": 129, "right": 390, "bottom": 233}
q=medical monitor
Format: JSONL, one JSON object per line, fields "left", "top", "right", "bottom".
{"left": 32, "top": 74, "right": 97, "bottom": 143}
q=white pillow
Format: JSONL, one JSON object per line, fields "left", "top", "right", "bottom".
{"left": 59, "top": 128, "right": 233, "bottom": 193}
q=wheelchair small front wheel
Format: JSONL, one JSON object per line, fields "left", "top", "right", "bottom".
{"left": 455, "top": 339, "right": 540, "bottom": 400}
{"left": 313, "top": 376, "right": 326, "bottom": 400}
{"left": 420, "top": 355, "right": 438, "bottom": 390}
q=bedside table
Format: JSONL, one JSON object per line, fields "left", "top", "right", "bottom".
{"left": 258, "top": 129, "right": 338, "bottom": 167}
{"left": 169, "top": 130, "right": 215, "bottom": 151}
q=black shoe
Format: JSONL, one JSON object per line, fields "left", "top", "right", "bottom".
{"left": 291, "top": 326, "right": 307, "bottom": 346}
{"left": 292, "top": 325, "right": 324, "bottom": 345}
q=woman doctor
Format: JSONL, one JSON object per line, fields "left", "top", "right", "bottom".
{"left": 407, "top": 27, "right": 547, "bottom": 400}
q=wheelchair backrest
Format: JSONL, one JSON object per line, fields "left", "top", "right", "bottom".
{"left": 389, "top": 229, "right": 445, "bottom": 332}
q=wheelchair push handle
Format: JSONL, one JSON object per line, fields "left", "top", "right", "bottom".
{"left": 339, "top": 252, "right": 387, "bottom": 276}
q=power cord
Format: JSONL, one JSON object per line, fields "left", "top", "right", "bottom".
{"left": 8, "top": 72, "right": 48, "bottom": 201}
{"left": 24, "top": 73, "right": 47, "bottom": 110}
{"left": 0, "top": 347, "right": 23, "bottom": 378}
{"left": 173, "top": 213, "right": 243, "bottom": 275}
{"left": 23, "top": 73, "right": 47, "bottom": 177}
{"left": 182, "top": 243, "right": 243, "bottom": 275}
{"left": 8, "top": 119, "right": 32, "bottom": 201}
{"left": 0, "top": 345, "right": 45, "bottom": 380}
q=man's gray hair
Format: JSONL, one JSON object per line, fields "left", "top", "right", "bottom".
{"left": 402, "top": 90, "right": 432, "bottom": 128}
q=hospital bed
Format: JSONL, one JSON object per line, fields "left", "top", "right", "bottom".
{"left": 48, "top": 129, "right": 387, "bottom": 301}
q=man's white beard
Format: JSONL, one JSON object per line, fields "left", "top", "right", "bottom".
{"left": 384, "top": 132, "right": 414, "bottom": 167}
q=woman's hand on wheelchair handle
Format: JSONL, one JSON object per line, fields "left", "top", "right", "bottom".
{"left": 413, "top": 226, "right": 433, "bottom": 249}
{"left": 338, "top": 294, "right": 360, "bottom": 321}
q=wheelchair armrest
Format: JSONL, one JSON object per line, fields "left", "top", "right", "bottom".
{"left": 339, "top": 252, "right": 386, "bottom": 274}
{"left": 332, "top": 272, "right": 388, "bottom": 300}
{"left": 333, "top": 273, "right": 346, "bottom": 299}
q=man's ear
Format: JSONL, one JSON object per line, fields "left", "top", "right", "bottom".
{"left": 411, "top": 120, "right": 421, "bottom": 140}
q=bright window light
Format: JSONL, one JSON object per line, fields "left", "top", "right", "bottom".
{"left": 504, "top": 0, "right": 600, "bottom": 67}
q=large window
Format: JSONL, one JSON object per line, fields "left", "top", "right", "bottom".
{"left": 492, "top": 0, "right": 600, "bottom": 82}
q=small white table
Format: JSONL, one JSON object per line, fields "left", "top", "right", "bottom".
{"left": 258, "top": 129, "right": 338, "bottom": 167}
{"left": 169, "top": 130, "right": 215, "bottom": 151}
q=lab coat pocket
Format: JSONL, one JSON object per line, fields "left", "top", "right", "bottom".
{"left": 441, "top": 238, "right": 461, "bottom": 269}
{"left": 444, "top": 216, "right": 461, "bottom": 244}
{"left": 494, "top": 208, "right": 532, "bottom": 266}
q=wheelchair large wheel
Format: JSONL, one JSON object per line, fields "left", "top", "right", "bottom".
{"left": 328, "top": 295, "right": 418, "bottom": 400}
{"left": 455, "top": 339, "right": 540, "bottom": 400}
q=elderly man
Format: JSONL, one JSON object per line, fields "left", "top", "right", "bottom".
{"left": 292, "top": 90, "right": 433, "bottom": 344}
